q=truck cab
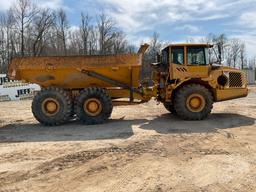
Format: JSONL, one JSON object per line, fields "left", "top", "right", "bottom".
{"left": 161, "top": 44, "right": 212, "bottom": 80}
{"left": 156, "top": 44, "right": 248, "bottom": 120}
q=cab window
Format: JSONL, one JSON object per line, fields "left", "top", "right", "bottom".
{"left": 187, "top": 47, "right": 206, "bottom": 65}
{"left": 171, "top": 47, "right": 184, "bottom": 65}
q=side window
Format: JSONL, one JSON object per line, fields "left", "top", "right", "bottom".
{"left": 171, "top": 47, "right": 184, "bottom": 65}
{"left": 187, "top": 47, "right": 206, "bottom": 65}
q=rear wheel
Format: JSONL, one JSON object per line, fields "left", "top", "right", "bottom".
{"left": 174, "top": 84, "right": 213, "bottom": 120}
{"left": 163, "top": 102, "right": 177, "bottom": 114}
{"left": 32, "top": 87, "right": 72, "bottom": 126}
{"left": 75, "top": 87, "right": 113, "bottom": 125}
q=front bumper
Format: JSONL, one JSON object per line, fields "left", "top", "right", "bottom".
{"left": 214, "top": 88, "right": 248, "bottom": 102}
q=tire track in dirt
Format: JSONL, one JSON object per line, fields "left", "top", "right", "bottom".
{"left": 1, "top": 128, "right": 254, "bottom": 191}
{"left": 0, "top": 135, "right": 164, "bottom": 189}
{"left": 42, "top": 134, "right": 232, "bottom": 192}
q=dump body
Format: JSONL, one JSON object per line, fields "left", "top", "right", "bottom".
{"left": 8, "top": 54, "right": 142, "bottom": 89}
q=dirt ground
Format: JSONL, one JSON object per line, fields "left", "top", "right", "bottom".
{"left": 0, "top": 87, "right": 255, "bottom": 192}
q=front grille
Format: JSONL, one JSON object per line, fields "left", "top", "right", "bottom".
{"left": 229, "top": 72, "right": 243, "bottom": 87}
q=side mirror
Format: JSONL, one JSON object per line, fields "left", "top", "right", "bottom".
{"left": 217, "top": 44, "right": 222, "bottom": 63}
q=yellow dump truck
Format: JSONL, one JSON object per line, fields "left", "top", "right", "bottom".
{"left": 8, "top": 44, "right": 248, "bottom": 126}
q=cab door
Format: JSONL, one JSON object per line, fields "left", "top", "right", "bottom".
{"left": 169, "top": 46, "right": 190, "bottom": 80}
{"left": 185, "top": 46, "right": 210, "bottom": 78}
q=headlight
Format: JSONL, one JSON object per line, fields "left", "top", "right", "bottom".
{"left": 217, "top": 74, "right": 228, "bottom": 86}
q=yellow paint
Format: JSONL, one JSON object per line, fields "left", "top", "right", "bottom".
{"left": 84, "top": 98, "right": 102, "bottom": 116}
{"left": 186, "top": 93, "right": 206, "bottom": 112}
{"left": 41, "top": 98, "right": 60, "bottom": 116}
{"left": 214, "top": 88, "right": 248, "bottom": 102}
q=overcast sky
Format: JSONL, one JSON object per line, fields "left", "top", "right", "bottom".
{"left": 1, "top": 0, "right": 256, "bottom": 57}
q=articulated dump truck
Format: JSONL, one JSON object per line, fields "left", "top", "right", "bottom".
{"left": 8, "top": 44, "right": 248, "bottom": 126}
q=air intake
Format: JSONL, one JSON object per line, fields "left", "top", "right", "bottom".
{"left": 229, "top": 72, "right": 243, "bottom": 87}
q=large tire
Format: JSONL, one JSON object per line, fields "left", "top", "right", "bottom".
{"left": 75, "top": 87, "right": 113, "bottom": 125}
{"left": 163, "top": 102, "right": 177, "bottom": 114}
{"left": 174, "top": 84, "right": 213, "bottom": 120}
{"left": 32, "top": 87, "right": 72, "bottom": 126}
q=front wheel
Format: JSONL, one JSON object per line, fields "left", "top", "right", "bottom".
{"left": 174, "top": 84, "right": 213, "bottom": 120}
{"left": 75, "top": 87, "right": 113, "bottom": 125}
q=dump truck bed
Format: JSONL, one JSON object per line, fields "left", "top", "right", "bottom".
{"left": 8, "top": 54, "right": 143, "bottom": 89}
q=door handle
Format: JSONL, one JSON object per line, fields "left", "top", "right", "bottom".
{"left": 111, "top": 67, "right": 119, "bottom": 71}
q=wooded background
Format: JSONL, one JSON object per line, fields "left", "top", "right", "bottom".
{"left": 0, "top": 0, "right": 255, "bottom": 74}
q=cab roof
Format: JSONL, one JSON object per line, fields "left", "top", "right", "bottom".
{"left": 164, "top": 43, "right": 213, "bottom": 49}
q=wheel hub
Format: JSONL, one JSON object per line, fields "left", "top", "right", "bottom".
{"left": 84, "top": 98, "right": 102, "bottom": 116}
{"left": 42, "top": 98, "right": 60, "bottom": 116}
{"left": 186, "top": 94, "right": 205, "bottom": 112}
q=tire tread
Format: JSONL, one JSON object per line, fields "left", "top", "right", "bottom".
{"left": 75, "top": 87, "right": 113, "bottom": 125}
{"left": 32, "top": 87, "right": 72, "bottom": 126}
{"left": 174, "top": 84, "right": 213, "bottom": 120}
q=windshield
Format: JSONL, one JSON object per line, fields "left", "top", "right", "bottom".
{"left": 187, "top": 47, "right": 209, "bottom": 65}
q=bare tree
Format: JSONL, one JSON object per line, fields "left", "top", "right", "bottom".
{"left": 31, "top": 9, "right": 54, "bottom": 56}
{"left": 226, "top": 46, "right": 233, "bottom": 67}
{"left": 148, "top": 32, "right": 161, "bottom": 62}
{"left": 0, "top": 22, "right": 5, "bottom": 73}
{"left": 213, "top": 34, "right": 227, "bottom": 56}
{"left": 97, "top": 13, "right": 115, "bottom": 55}
{"left": 142, "top": 32, "right": 162, "bottom": 81}
{"left": 112, "top": 31, "right": 127, "bottom": 54}
{"left": 80, "top": 13, "right": 91, "bottom": 55}
{"left": 230, "top": 38, "right": 241, "bottom": 68}
{"left": 0, "top": 10, "right": 16, "bottom": 72}
{"left": 240, "top": 42, "right": 246, "bottom": 69}
{"left": 88, "top": 27, "right": 98, "bottom": 55}
{"left": 208, "top": 33, "right": 228, "bottom": 63}
{"left": 55, "top": 9, "right": 69, "bottom": 55}
{"left": 126, "top": 45, "right": 136, "bottom": 54}
{"left": 11, "top": 0, "right": 38, "bottom": 56}
{"left": 69, "top": 29, "right": 82, "bottom": 55}
{"left": 248, "top": 57, "right": 256, "bottom": 69}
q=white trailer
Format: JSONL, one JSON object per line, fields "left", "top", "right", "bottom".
{"left": 0, "top": 74, "right": 40, "bottom": 102}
